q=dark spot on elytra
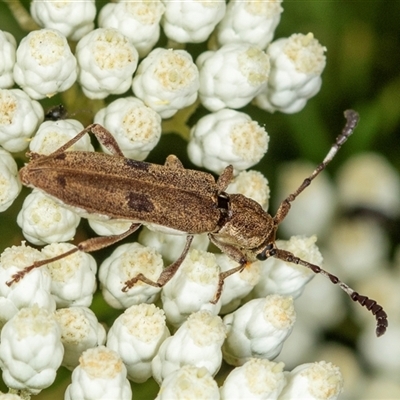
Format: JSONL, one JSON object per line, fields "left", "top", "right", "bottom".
{"left": 125, "top": 159, "right": 150, "bottom": 171}
{"left": 126, "top": 192, "right": 154, "bottom": 213}
{"left": 57, "top": 176, "right": 66, "bottom": 188}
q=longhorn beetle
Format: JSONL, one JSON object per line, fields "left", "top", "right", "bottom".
{"left": 8, "top": 110, "right": 387, "bottom": 336}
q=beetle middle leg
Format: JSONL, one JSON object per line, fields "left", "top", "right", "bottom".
{"left": 208, "top": 234, "right": 249, "bottom": 303}
{"left": 122, "top": 235, "right": 194, "bottom": 292}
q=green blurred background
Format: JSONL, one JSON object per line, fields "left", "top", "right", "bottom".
{"left": 0, "top": 0, "right": 399, "bottom": 398}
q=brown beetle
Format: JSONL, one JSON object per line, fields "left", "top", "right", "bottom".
{"left": 9, "top": 110, "right": 387, "bottom": 336}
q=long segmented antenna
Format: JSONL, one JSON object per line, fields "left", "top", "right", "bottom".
{"left": 274, "top": 249, "right": 388, "bottom": 337}
{"left": 274, "top": 110, "right": 359, "bottom": 224}
{"left": 272, "top": 110, "right": 388, "bottom": 337}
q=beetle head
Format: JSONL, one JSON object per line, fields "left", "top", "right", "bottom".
{"left": 216, "top": 193, "right": 278, "bottom": 262}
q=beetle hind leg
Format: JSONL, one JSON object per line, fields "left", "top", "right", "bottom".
{"left": 6, "top": 223, "right": 141, "bottom": 287}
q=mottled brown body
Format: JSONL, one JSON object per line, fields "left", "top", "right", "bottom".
{"left": 12, "top": 111, "right": 388, "bottom": 337}
{"left": 20, "top": 151, "right": 222, "bottom": 234}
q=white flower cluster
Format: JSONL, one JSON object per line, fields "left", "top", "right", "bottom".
{"left": 0, "top": 89, "right": 43, "bottom": 152}
{"left": 0, "top": 31, "right": 16, "bottom": 89}
{"left": 94, "top": 97, "right": 161, "bottom": 160}
{"left": 255, "top": 33, "right": 326, "bottom": 114}
{"left": 162, "top": 0, "right": 226, "bottom": 44}
{"left": 0, "top": 148, "right": 21, "bottom": 212}
{"left": 0, "top": 231, "right": 341, "bottom": 397}
{"left": 0, "top": 0, "right": 365, "bottom": 397}
{"left": 216, "top": 0, "right": 283, "bottom": 49}
{"left": 14, "top": 29, "right": 78, "bottom": 100}
{"left": 188, "top": 108, "right": 270, "bottom": 174}
{"left": 76, "top": 28, "right": 139, "bottom": 100}
{"left": 30, "top": 0, "right": 96, "bottom": 41}
{"left": 98, "top": 1, "right": 165, "bottom": 58}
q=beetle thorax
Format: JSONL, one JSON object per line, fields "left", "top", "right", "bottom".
{"left": 216, "top": 194, "right": 276, "bottom": 255}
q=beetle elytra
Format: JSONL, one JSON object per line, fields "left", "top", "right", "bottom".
{"left": 8, "top": 109, "right": 387, "bottom": 336}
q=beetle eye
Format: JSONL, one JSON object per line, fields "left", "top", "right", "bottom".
{"left": 256, "top": 252, "right": 267, "bottom": 261}
{"left": 256, "top": 244, "right": 274, "bottom": 261}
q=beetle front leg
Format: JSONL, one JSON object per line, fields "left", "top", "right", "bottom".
{"left": 208, "top": 234, "right": 249, "bottom": 303}
{"left": 122, "top": 235, "right": 194, "bottom": 291}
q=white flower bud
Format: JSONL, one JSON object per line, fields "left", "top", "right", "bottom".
{"left": 139, "top": 226, "right": 209, "bottom": 264}
{"left": 94, "top": 96, "right": 162, "bottom": 160}
{"left": 292, "top": 267, "right": 345, "bottom": 331}
{"left": 0, "top": 243, "right": 56, "bottom": 324}
{"left": 188, "top": 108, "right": 269, "bottom": 174}
{"left": 336, "top": 152, "right": 400, "bottom": 218}
{"left": 17, "top": 189, "right": 80, "bottom": 245}
{"left": 327, "top": 217, "right": 389, "bottom": 281}
{"left": 0, "top": 89, "right": 43, "bottom": 152}
{"left": 99, "top": 242, "right": 163, "bottom": 309}
{"left": 0, "top": 148, "right": 21, "bottom": 212}
{"left": 76, "top": 28, "right": 139, "bottom": 99}
{"left": 0, "top": 393, "right": 23, "bottom": 399}
{"left": 155, "top": 365, "right": 220, "bottom": 400}
{"left": 13, "top": 29, "right": 77, "bottom": 100}
{"left": 275, "top": 161, "right": 336, "bottom": 238}
{"left": 226, "top": 169, "right": 270, "bottom": 211}
{"left": 152, "top": 310, "right": 226, "bottom": 384}
{"left": 313, "top": 343, "right": 363, "bottom": 400}
{"left": 357, "top": 375, "right": 400, "bottom": 400}
{"left": 106, "top": 303, "right": 170, "bottom": 383}
{"left": 222, "top": 295, "right": 296, "bottom": 366}
{"left": 278, "top": 361, "right": 343, "bottom": 400}
{"left": 98, "top": 1, "right": 165, "bottom": 58}
{"left": 220, "top": 358, "right": 286, "bottom": 400}
{"left": 161, "top": 249, "right": 221, "bottom": 327}
{"left": 42, "top": 243, "right": 97, "bottom": 308}
{"left": 161, "top": 0, "right": 226, "bottom": 43}
{"left": 87, "top": 218, "right": 133, "bottom": 237}
{"left": 0, "top": 305, "right": 63, "bottom": 395}
{"left": 0, "top": 303, "right": 23, "bottom": 332}
{"left": 253, "top": 235, "right": 322, "bottom": 299}
{"left": 276, "top": 319, "right": 318, "bottom": 370}
{"left": 255, "top": 33, "right": 326, "bottom": 114}
{"left": 30, "top": 0, "right": 96, "bottom": 41}
{"left": 55, "top": 307, "right": 106, "bottom": 370}
{"left": 64, "top": 346, "right": 132, "bottom": 400}
{"left": 359, "top": 318, "right": 400, "bottom": 381}
{"left": 0, "top": 30, "right": 16, "bottom": 88}
{"left": 29, "top": 119, "right": 93, "bottom": 155}
{"left": 197, "top": 43, "right": 270, "bottom": 111}
{"left": 217, "top": 254, "right": 261, "bottom": 315}
{"left": 132, "top": 48, "right": 199, "bottom": 118}
{"left": 217, "top": 0, "right": 283, "bottom": 49}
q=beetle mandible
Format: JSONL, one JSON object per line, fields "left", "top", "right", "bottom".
{"left": 8, "top": 109, "right": 387, "bottom": 336}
